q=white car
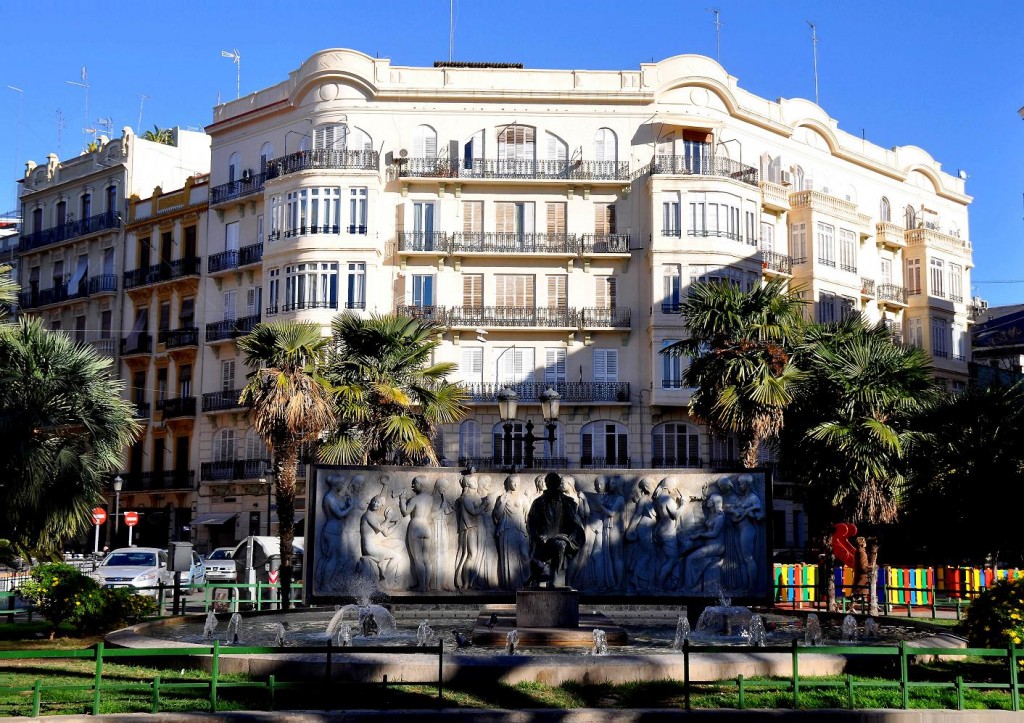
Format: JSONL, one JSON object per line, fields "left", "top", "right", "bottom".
{"left": 90, "top": 547, "right": 175, "bottom": 595}
{"left": 203, "top": 547, "right": 237, "bottom": 583}
{"left": 178, "top": 550, "right": 207, "bottom": 587}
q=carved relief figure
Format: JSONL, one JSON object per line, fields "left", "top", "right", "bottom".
{"left": 625, "top": 477, "right": 657, "bottom": 591}
{"left": 730, "top": 474, "right": 765, "bottom": 590}
{"left": 359, "top": 495, "right": 402, "bottom": 586}
{"left": 524, "top": 472, "right": 586, "bottom": 588}
{"left": 397, "top": 475, "right": 434, "bottom": 592}
{"left": 603, "top": 477, "right": 626, "bottom": 589}
{"left": 575, "top": 477, "right": 607, "bottom": 590}
{"left": 476, "top": 475, "right": 500, "bottom": 589}
{"left": 340, "top": 474, "right": 368, "bottom": 578}
{"left": 653, "top": 477, "right": 685, "bottom": 589}
{"left": 684, "top": 480, "right": 727, "bottom": 593}
{"left": 493, "top": 475, "right": 530, "bottom": 589}
{"left": 431, "top": 478, "right": 456, "bottom": 591}
{"left": 454, "top": 471, "right": 486, "bottom": 590}
{"left": 315, "top": 474, "right": 352, "bottom": 591}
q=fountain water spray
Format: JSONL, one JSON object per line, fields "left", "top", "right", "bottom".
{"left": 804, "top": 614, "right": 823, "bottom": 646}
{"left": 273, "top": 623, "right": 287, "bottom": 647}
{"left": 841, "top": 614, "right": 858, "bottom": 641}
{"left": 592, "top": 629, "right": 608, "bottom": 656}
{"left": 336, "top": 623, "right": 352, "bottom": 647}
{"left": 673, "top": 615, "right": 691, "bottom": 650}
{"left": 505, "top": 629, "right": 519, "bottom": 655}
{"left": 417, "top": 620, "right": 437, "bottom": 646}
{"left": 745, "top": 614, "right": 766, "bottom": 647}
{"left": 202, "top": 611, "right": 217, "bottom": 641}
{"left": 863, "top": 618, "right": 879, "bottom": 639}
{"left": 227, "top": 613, "right": 242, "bottom": 644}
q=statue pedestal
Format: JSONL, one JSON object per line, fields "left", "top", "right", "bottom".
{"left": 516, "top": 588, "right": 580, "bottom": 628}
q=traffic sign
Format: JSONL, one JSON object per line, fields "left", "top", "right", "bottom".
{"left": 124, "top": 511, "right": 139, "bottom": 527}
{"left": 91, "top": 508, "right": 107, "bottom": 525}
{"left": 268, "top": 570, "right": 279, "bottom": 584}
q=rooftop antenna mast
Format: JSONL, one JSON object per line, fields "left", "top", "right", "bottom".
{"left": 449, "top": 0, "right": 455, "bottom": 62}
{"left": 66, "top": 66, "right": 92, "bottom": 143}
{"left": 7, "top": 86, "right": 23, "bottom": 182}
{"left": 56, "top": 109, "right": 67, "bottom": 158}
{"left": 220, "top": 49, "right": 241, "bottom": 99}
{"left": 807, "top": 21, "right": 819, "bottom": 105}
{"left": 137, "top": 94, "right": 150, "bottom": 134}
{"left": 95, "top": 116, "right": 114, "bottom": 138}
{"left": 707, "top": 8, "right": 722, "bottom": 62}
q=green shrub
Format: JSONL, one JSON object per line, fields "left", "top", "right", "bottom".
{"left": 89, "top": 587, "right": 158, "bottom": 632}
{"left": 956, "top": 576, "right": 1024, "bottom": 653}
{"left": 18, "top": 563, "right": 104, "bottom": 638}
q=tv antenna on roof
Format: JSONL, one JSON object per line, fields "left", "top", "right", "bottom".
{"left": 56, "top": 108, "right": 67, "bottom": 158}
{"left": 66, "top": 66, "right": 92, "bottom": 142}
{"left": 137, "top": 94, "right": 150, "bottom": 134}
{"left": 807, "top": 21, "right": 819, "bottom": 106}
{"left": 95, "top": 117, "right": 114, "bottom": 138}
{"left": 220, "top": 49, "right": 241, "bottom": 99}
{"left": 707, "top": 9, "right": 722, "bottom": 62}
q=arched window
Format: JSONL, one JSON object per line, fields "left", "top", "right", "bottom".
{"left": 905, "top": 204, "right": 917, "bottom": 230}
{"left": 793, "top": 165, "right": 806, "bottom": 192}
{"left": 413, "top": 125, "right": 437, "bottom": 158}
{"left": 459, "top": 419, "right": 480, "bottom": 464}
{"left": 594, "top": 128, "right": 617, "bottom": 164}
{"left": 545, "top": 131, "right": 568, "bottom": 162}
{"left": 492, "top": 420, "right": 525, "bottom": 467}
{"left": 497, "top": 124, "right": 535, "bottom": 162}
{"left": 313, "top": 123, "right": 347, "bottom": 151}
{"left": 651, "top": 422, "right": 700, "bottom": 467}
{"left": 227, "top": 152, "right": 239, "bottom": 183}
{"left": 259, "top": 142, "right": 273, "bottom": 172}
{"left": 710, "top": 435, "right": 737, "bottom": 466}
{"left": 214, "top": 428, "right": 236, "bottom": 463}
{"left": 880, "top": 197, "right": 891, "bottom": 223}
{"left": 580, "top": 420, "right": 629, "bottom": 468}
{"left": 244, "top": 429, "right": 268, "bottom": 461}
{"left": 350, "top": 126, "right": 372, "bottom": 154}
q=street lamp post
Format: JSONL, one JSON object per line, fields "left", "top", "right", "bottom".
{"left": 112, "top": 475, "right": 123, "bottom": 545}
{"left": 260, "top": 463, "right": 274, "bottom": 536}
{"left": 497, "top": 386, "right": 561, "bottom": 470}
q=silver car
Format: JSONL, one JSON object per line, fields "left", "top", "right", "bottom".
{"left": 90, "top": 548, "right": 175, "bottom": 595}
{"left": 203, "top": 547, "right": 237, "bottom": 583}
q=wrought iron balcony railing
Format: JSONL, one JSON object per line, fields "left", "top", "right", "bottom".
{"left": 877, "top": 283, "right": 908, "bottom": 304}
{"left": 280, "top": 300, "right": 337, "bottom": 313}
{"left": 88, "top": 274, "right": 118, "bottom": 294}
{"left": 265, "top": 149, "right": 379, "bottom": 179}
{"left": 445, "top": 306, "right": 578, "bottom": 328}
{"left": 120, "top": 333, "right": 152, "bottom": 356}
{"left": 206, "top": 313, "right": 262, "bottom": 342}
{"left": 397, "top": 157, "right": 630, "bottom": 181}
{"left": 19, "top": 210, "right": 120, "bottom": 253}
{"left": 397, "top": 231, "right": 631, "bottom": 255}
{"left": 651, "top": 456, "right": 703, "bottom": 469}
{"left": 651, "top": 155, "right": 759, "bottom": 186}
{"left": 579, "top": 307, "right": 631, "bottom": 328}
{"left": 460, "top": 381, "right": 630, "bottom": 404}
{"left": 200, "top": 458, "right": 272, "bottom": 482}
{"left": 202, "top": 389, "right": 245, "bottom": 412}
{"left": 132, "top": 402, "right": 150, "bottom": 419}
{"left": 580, "top": 233, "right": 630, "bottom": 253}
{"left": 158, "top": 327, "right": 199, "bottom": 349}
{"left": 156, "top": 396, "right": 197, "bottom": 418}
{"left": 396, "top": 304, "right": 445, "bottom": 323}
{"left": 459, "top": 456, "right": 571, "bottom": 470}
{"left": 123, "top": 257, "right": 201, "bottom": 289}
{"left": 760, "top": 250, "right": 793, "bottom": 275}
{"left": 580, "top": 456, "right": 631, "bottom": 469}
{"left": 861, "top": 278, "right": 876, "bottom": 297}
{"left": 210, "top": 173, "right": 266, "bottom": 205}
{"left": 119, "top": 470, "right": 196, "bottom": 491}
{"left": 661, "top": 300, "right": 683, "bottom": 314}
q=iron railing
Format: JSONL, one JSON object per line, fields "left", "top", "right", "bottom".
{"left": 861, "top": 278, "right": 876, "bottom": 296}
{"left": 661, "top": 300, "right": 683, "bottom": 314}
{"left": 580, "top": 233, "right": 630, "bottom": 253}
{"left": 120, "top": 333, "right": 152, "bottom": 356}
{"left": 651, "top": 155, "right": 759, "bottom": 186}
{"left": 120, "top": 470, "right": 195, "bottom": 490}
{"left": 877, "top": 283, "right": 908, "bottom": 304}
{"left": 158, "top": 327, "right": 199, "bottom": 349}
{"left": 760, "top": 250, "right": 793, "bottom": 275}
{"left": 398, "top": 157, "right": 630, "bottom": 181}
{"left": 18, "top": 210, "right": 120, "bottom": 252}
{"left": 280, "top": 300, "right": 337, "bottom": 313}
{"left": 580, "top": 457, "right": 631, "bottom": 469}
{"left": 460, "top": 381, "right": 630, "bottom": 403}
{"left": 397, "top": 231, "right": 631, "bottom": 255}
{"left": 265, "top": 149, "right": 379, "bottom": 178}
{"left": 133, "top": 402, "right": 150, "bottom": 418}
{"left": 206, "top": 313, "right": 261, "bottom": 342}
{"left": 202, "top": 389, "right": 244, "bottom": 412}
{"left": 123, "top": 257, "right": 201, "bottom": 289}
{"left": 445, "top": 306, "right": 578, "bottom": 327}
{"left": 579, "top": 307, "right": 631, "bottom": 328}
{"left": 396, "top": 304, "right": 445, "bottom": 323}
{"left": 210, "top": 173, "right": 266, "bottom": 205}
{"left": 200, "top": 458, "right": 270, "bottom": 481}
{"left": 651, "top": 456, "right": 703, "bottom": 468}
{"left": 87, "top": 274, "right": 118, "bottom": 294}
{"left": 459, "top": 456, "right": 571, "bottom": 470}
{"left": 156, "top": 396, "right": 197, "bottom": 418}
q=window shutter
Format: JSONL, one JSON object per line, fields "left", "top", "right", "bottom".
{"left": 495, "top": 203, "right": 515, "bottom": 234}
{"left": 223, "top": 290, "right": 236, "bottom": 321}
{"left": 246, "top": 288, "right": 257, "bottom": 315}
{"left": 463, "top": 274, "right": 483, "bottom": 307}
{"left": 546, "top": 132, "right": 567, "bottom": 161}
{"left": 594, "top": 349, "right": 618, "bottom": 382}
{"left": 545, "top": 348, "right": 566, "bottom": 383}
{"left": 616, "top": 433, "right": 629, "bottom": 465}
{"left": 547, "top": 275, "right": 567, "bottom": 308}
{"left": 652, "top": 427, "right": 664, "bottom": 461}
{"left": 463, "top": 201, "right": 482, "bottom": 234}
{"left": 546, "top": 203, "right": 566, "bottom": 235}
{"left": 581, "top": 432, "right": 593, "bottom": 463}
{"left": 523, "top": 203, "right": 534, "bottom": 233}
{"left": 459, "top": 420, "right": 480, "bottom": 459}
{"left": 459, "top": 348, "right": 482, "bottom": 383}
{"left": 221, "top": 360, "right": 235, "bottom": 391}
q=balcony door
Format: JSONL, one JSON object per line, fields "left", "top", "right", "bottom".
{"left": 412, "top": 202, "right": 435, "bottom": 250}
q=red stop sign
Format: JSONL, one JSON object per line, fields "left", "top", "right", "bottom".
{"left": 124, "top": 511, "right": 139, "bottom": 527}
{"left": 91, "top": 507, "right": 107, "bottom": 525}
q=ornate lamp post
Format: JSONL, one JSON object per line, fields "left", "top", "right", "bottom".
{"left": 112, "top": 475, "right": 123, "bottom": 545}
{"left": 497, "top": 386, "right": 561, "bottom": 470}
{"left": 497, "top": 387, "right": 518, "bottom": 469}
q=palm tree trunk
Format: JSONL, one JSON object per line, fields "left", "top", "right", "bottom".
{"left": 740, "top": 434, "right": 760, "bottom": 470}
{"left": 823, "top": 534, "right": 837, "bottom": 612}
{"left": 867, "top": 538, "right": 880, "bottom": 617}
{"left": 274, "top": 448, "right": 298, "bottom": 612}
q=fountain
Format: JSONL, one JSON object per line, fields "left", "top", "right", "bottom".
{"left": 864, "top": 618, "right": 879, "bottom": 639}
{"left": 336, "top": 623, "right": 352, "bottom": 647}
{"left": 673, "top": 614, "right": 691, "bottom": 650}
{"left": 325, "top": 601, "right": 398, "bottom": 642}
{"left": 273, "top": 623, "right": 287, "bottom": 647}
{"left": 591, "top": 629, "right": 608, "bottom": 656}
{"left": 417, "top": 621, "right": 438, "bottom": 647}
{"left": 840, "top": 615, "right": 859, "bottom": 642}
{"left": 744, "top": 614, "right": 766, "bottom": 647}
{"left": 505, "top": 629, "right": 519, "bottom": 655}
{"left": 227, "top": 613, "right": 242, "bottom": 644}
{"left": 691, "top": 593, "right": 758, "bottom": 642}
{"left": 202, "top": 611, "right": 217, "bottom": 641}
{"left": 804, "top": 614, "right": 823, "bottom": 646}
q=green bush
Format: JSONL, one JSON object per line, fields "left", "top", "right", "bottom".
{"left": 956, "top": 576, "right": 1024, "bottom": 652}
{"left": 18, "top": 562, "right": 104, "bottom": 637}
{"left": 89, "top": 587, "right": 158, "bottom": 632}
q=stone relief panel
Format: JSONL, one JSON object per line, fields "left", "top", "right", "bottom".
{"left": 308, "top": 467, "right": 769, "bottom": 599}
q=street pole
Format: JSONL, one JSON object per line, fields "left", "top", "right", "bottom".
{"left": 94, "top": 524, "right": 100, "bottom": 554}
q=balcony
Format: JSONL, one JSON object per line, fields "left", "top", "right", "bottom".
{"left": 651, "top": 456, "right": 703, "bottom": 469}
{"left": 210, "top": 173, "right": 266, "bottom": 205}
{"left": 446, "top": 306, "right": 578, "bottom": 328}
{"left": 88, "top": 274, "right": 118, "bottom": 295}
{"left": 459, "top": 456, "right": 570, "bottom": 471}
{"left": 19, "top": 210, "right": 120, "bottom": 253}
{"left": 860, "top": 278, "right": 876, "bottom": 299}
{"left": 905, "top": 227, "right": 972, "bottom": 258}
{"left": 280, "top": 300, "right": 337, "bottom": 313}
{"left": 208, "top": 242, "right": 263, "bottom": 274}
{"left": 877, "top": 283, "right": 908, "bottom": 307}
{"left": 460, "top": 381, "right": 630, "bottom": 404}
{"left": 760, "top": 180, "right": 791, "bottom": 212}
{"left": 89, "top": 338, "right": 116, "bottom": 357}
{"left": 206, "top": 313, "right": 261, "bottom": 343}
{"left": 580, "top": 233, "right": 630, "bottom": 254}
{"left": 156, "top": 396, "right": 197, "bottom": 418}
{"left": 202, "top": 389, "right": 244, "bottom": 412}
{"left": 876, "top": 222, "right": 907, "bottom": 251}
{"left": 760, "top": 250, "right": 793, "bottom": 276}
{"left": 661, "top": 300, "right": 683, "bottom": 314}
{"left": 120, "top": 333, "right": 152, "bottom": 356}
{"left": 158, "top": 327, "right": 199, "bottom": 349}
{"left": 123, "top": 257, "right": 201, "bottom": 290}
{"left": 651, "top": 155, "right": 759, "bottom": 187}
{"left": 396, "top": 304, "right": 445, "bottom": 324}
{"left": 580, "top": 457, "right": 631, "bottom": 470}
{"left": 132, "top": 401, "right": 150, "bottom": 419}
{"left": 200, "top": 458, "right": 271, "bottom": 482}
{"left": 120, "top": 470, "right": 195, "bottom": 491}
{"left": 397, "top": 232, "right": 631, "bottom": 256}
{"left": 265, "top": 149, "right": 379, "bottom": 179}
{"left": 397, "top": 157, "right": 630, "bottom": 181}
{"left": 579, "top": 307, "right": 631, "bottom": 328}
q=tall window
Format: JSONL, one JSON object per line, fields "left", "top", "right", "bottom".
{"left": 80, "top": 193, "right": 91, "bottom": 220}
{"left": 411, "top": 274, "right": 434, "bottom": 307}
{"left": 929, "top": 258, "right": 945, "bottom": 298}
{"left": 495, "top": 274, "right": 534, "bottom": 307}
{"left": 227, "top": 152, "right": 239, "bottom": 183}
{"left": 214, "top": 429, "right": 236, "bottom": 464}
{"left": 221, "top": 359, "right": 236, "bottom": 391}
{"left": 463, "top": 274, "right": 483, "bottom": 308}
{"left": 314, "top": 123, "right": 347, "bottom": 151}
{"left": 880, "top": 197, "right": 891, "bottom": 223}
{"left": 495, "top": 347, "right": 535, "bottom": 385}
{"left": 546, "top": 202, "right": 566, "bottom": 236}
{"left": 662, "top": 193, "right": 681, "bottom": 236}
{"left": 931, "top": 318, "right": 950, "bottom": 358}
{"left": 580, "top": 420, "right": 628, "bottom": 467}
{"left": 790, "top": 222, "right": 807, "bottom": 264}
{"left": 593, "top": 128, "right": 617, "bottom": 163}
{"left": 545, "top": 131, "right": 568, "bottom": 163}
{"left": 595, "top": 276, "right": 616, "bottom": 309}
{"left": 953, "top": 323, "right": 967, "bottom": 361}
{"left": 56, "top": 200, "right": 67, "bottom": 226}
{"left": 759, "top": 221, "right": 774, "bottom": 251}
{"left": 259, "top": 142, "right": 273, "bottom": 172}
{"left": 880, "top": 258, "right": 893, "bottom": 284}
{"left": 816, "top": 222, "right": 836, "bottom": 267}
{"left": 839, "top": 229, "right": 857, "bottom": 273}
{"left": 246, "top": 429, "right": 269, "bottom": 461}
{"left": 269, "top": 196, "right": 283, "bottom": 240}
{"left": 497, "top": 124, "right": 535, "bottom": 162}
{"left": 267, "top": 268, "right": 280, "bottom": 312}
{"left": 346, "top": 262, "right": 366, "bottom": 309}
{"left": 459, "top": 348, "right": 483, "bottom": 383}
{"left": 661, "top": 339, "right": 683, "bottom": 388}
{"left": 817, "top": 291, "right": 838, "bottom": 323}
{"left": 413, "top": 125, "right": 437, "bottom": 158}
{"left": 593, "top": 348, "right": 618, "bottom": 382}
{"left": 662, "top": 264, "right": 682, "bottom": 313}
{"left": 179, "top": 364, "right": 192, "bottom": 398}
{"left": 106, "top": 185, "right": 118, "bottom": 213}
{"left": 544, "top": 348, "right": 566, "bottom": 384}
{"left": 495, "top": 201, "right": 534, "bottom": 237}
{"left": 225, "top": 221, "right": 239, "bottom": 253}
{"left": 282, "top": 262, "right": 338, "bottom": 311}
{"left": 595, "top": 203, "right": 616, "bottom": 235}
{"left": 412, "top": 202, "right": 435, "bottom": 249}
{"left": 745, "top": 211, "right": 756, "bottom": 246}
{"left": 462, "top": 201, "right": 483, "bottom": 236}
{"left": 348, "top": 187, "right": 368, "bottom": 234}
{"left": 652, "top": 422, "right": 699, "bottom": 467}
{"left": 458, "top": 420, "right": 481, "bottom": 461}
{"left": 949, "top": 263, "right": 963, "bottom": 302}
{"left": 689, "top": 194, "right": 741, "bottom": 241}
{"left": 545, "top": 274, "right": 567, "bottom": 309}
{"left": 906, "top": 258, "right": 921, "bottom": 295}
{"left": 908, "top": 318, "right": 923, "bottom": 348}
{"left": 905, "top": 205, "right": 917, "bottom": 230}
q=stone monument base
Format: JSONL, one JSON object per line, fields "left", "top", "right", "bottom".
{"left": 517, "top": 588, "right": 579, "bottom": 628}
{"left": 471, "top": 603, "right": 628, "bottom": 648}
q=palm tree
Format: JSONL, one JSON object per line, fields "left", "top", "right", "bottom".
{"left": 663, "top": 278, "right": 806, "bottom": 469}
{"left": 141, "top": 125, "right": 174, "bottom": 145}
{"left": 783, "top": 316, "right": 941, "bottom": 611}
{"left": 0, "top": 318, "right": 141, "bottom": 557}
{"left": 238, "top": 321, "right": 335, "bottom": 610}
{"left": 320, "top": 313, "right": 467, "bottom": 466}
{"left": 0, "top": 264, "right": 17, "bottom": 320}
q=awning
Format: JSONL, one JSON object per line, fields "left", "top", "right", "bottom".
{"left": 269, "top": 512, "right": 305, "bottom": 525}
{"left": 192, "top": 513, "right": 238, "bottom": 526}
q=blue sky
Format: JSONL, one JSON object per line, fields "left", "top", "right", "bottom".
{"left": 4, "top": 1, "right": 1023, "bottom": 305}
